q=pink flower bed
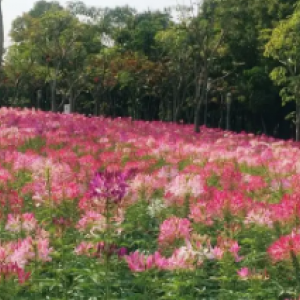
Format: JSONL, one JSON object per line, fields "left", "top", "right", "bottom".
{"left": 0, "top": 107, "right": 300, "bottom": 298}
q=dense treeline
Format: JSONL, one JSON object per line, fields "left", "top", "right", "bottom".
{"left": 0, "top": 0, "right": 300, "bottom": 139}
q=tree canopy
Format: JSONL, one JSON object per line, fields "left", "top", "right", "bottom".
{"left": 1, "top": 0, "right": 300, "bottom": 139}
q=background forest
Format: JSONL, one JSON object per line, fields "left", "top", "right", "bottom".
{"left": 0, "top": 0, "right": 300, "bottom": 140}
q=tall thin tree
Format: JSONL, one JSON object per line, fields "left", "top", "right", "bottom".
{"left": 0, "top": 0, "right": 4, "bottom": 68}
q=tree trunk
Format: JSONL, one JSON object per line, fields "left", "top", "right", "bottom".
{"left": 204, "top": 88, "right": 208, "bottom": 126}
{"left": 226, "top": 96, "right": 231, "bottom": 131}
{"left": 14, "top": 79, "right": 21, "bottom": 105}
{"left": 51, "top": 80, "right": 57, "bottom": 112}
{"left": 69, "top": 90, "right": 74, "bottom": 113}
{"left": 0, "top": 0, "right": 3, "bottom": 68}
{"left": 167, "top": 99, "right": 172, "bottom": 122}
{"left": 175, "top": 82, "right": 188, "bottom": 122}
{"left": 261, "top": 114, "right": 267, "bottom": 135}
{"left": 94, "top": 97, "right": 98, "bottom": 116}
{"left": 112, "top": 94, "right": 116, "bottom": 118}
{"left": 58, "top": 94, "right": 67, "bottom": 111}
{"left": 194, "top": 74, "right": 206, "bottom": 133}
{"left": 296, "top": 101, "right": 300, "bottom": 141}
{"left": 194, "top": 88, "right": 202, "bottom": 133}
{"left": 218, "top": 94, "right": 224, "bottom": 128}
{"left": 37, "top": 90, "right": 42, "bottom": 110}
{"left": 172, "top": 83, "right": 176, "bottom": 122}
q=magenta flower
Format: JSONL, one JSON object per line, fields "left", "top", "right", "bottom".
{"left": 117, "top": 247, "right": 128, "bottom": 258}
{"left": 90, "top": 170, "right": 129, "bottom": 204}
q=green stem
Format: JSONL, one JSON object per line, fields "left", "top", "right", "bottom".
{"left": 105, "top": 198, "right": 110, "bottom": 300}
{"left": 106, "top": 251, "right": 109, "bottom": 300}
{"left": 34, "top": 241, "right": 38, "bottom": 300}
{"left": 291, "top": 250, "right": 300, "bottom": 289}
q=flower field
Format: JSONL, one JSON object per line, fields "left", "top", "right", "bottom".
{"left": 1, "top": 108, "right": 300, "bottom": 299}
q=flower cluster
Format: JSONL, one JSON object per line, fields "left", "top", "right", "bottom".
{"left": 75, "top": 241, "right": 127, "bottom": 259}
{"left": 90, "top": 171, "right": 129, "bottom": 204}
{"left": 268, "top": 231, "right": 300, "bottom": 262}
{"left": 0, "top": 236, "right": 52, "bottom": 268}
{"left": 5, "top": 213, "right": 38, "bottom": 233}
{"left": 0, "top": 262, "right": 31, "bottom": 284}
{"left": 158, "top": 217, "right": 191, "bottom": 247}
{"left": 1, "top": 108, "right": 300, "bottom": 296}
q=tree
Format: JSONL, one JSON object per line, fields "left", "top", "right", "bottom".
{"left": 10, "top": 1, "right": 63, "bottom": 43}
{"left": 180, "top": 0, "right": 224, "bottom": 133}
{"left": 25, "top": 10, "right": 86, "bottom": 112}
{"left": 0, "top": 0, "right": 4, "bottom": 68}
{"left": 155, "top": 26, "right": 192, "bottom": 122}
{"left": 113, "top": 9, "right": 171, "bottom": 59}
{"left": 4, "top": 42, "right": 39, "bottom": 105}
{"left": 83, "top": 50, "right": 116, "bottom": 116}
{"left": 28, "top": 0, "right": 63, "bottom": 18}
{"left": 3, "top": 0, "right": 300, "bottom": 139}
{"left": 265, "top": 7, "right": 300, "bottom": 141}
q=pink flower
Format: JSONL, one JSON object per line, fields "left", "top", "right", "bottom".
{"left": 124, "top": 251, "right": 152, "bottom": 272}
{"left": 268, "top": 231, "right": 300, "bottom": 262}
{"left": 0, "top": 262, "right": 31, "bottom": 285}
{"left": 212, "top": 247, "right": 224, "bottom": 260}
{"left": 229, "top": 242, "right": 240, "bottom": 254}
{"left": 0, "top": 236, "right": 52, "bottom": 268}
{"left": 237, "top": 267, "right": 250, "bottom": 279}
{"left": 164, "top": 174, "right": 204, "bottom": 205}
{"left": 36, "top": 238, "right": 53, "bottom": 262}
{"left": 9, "top": 237, "right": 35, "bottom": 268}
{"left": 75, "top": 242, "right": 95, "bottom": 256}
{"left": 125, "top": 251, "right": 171, "bottom": 272}
{"left": 5, "top": 213, "right": 38, "bottom": 233}
{"left": 76, "top": 211, "right": 106, "bottom": 234}
{"left": 244, "top": 205, "right": 273, "bottom": 228}
{"left": 214, "top": 238, "right": 243, "bottom": 262}
{"left": 166, "top": 246, "right": 197, "bottom": 270}
{"left": 190, "top": 189, "right": 251, "bottom": 226}
{"left": 158, "top": 217, "right": 191, "bottom": 247}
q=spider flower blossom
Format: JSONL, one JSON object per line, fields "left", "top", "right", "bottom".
{"left": 5, "top": 213, "right": 38, "bottom": 233}
{"left": 166, "top": 246, "right": 198, "bottom": 270}
{"left": 237, "top": 267, "right": 268, "bottom": 280}
{"left": 74, "top": 241, "right": 95, "bottom": 257}
{"left": 237, "top": 267, "right": 250, "bottom": 279}
{"left": 124, "top": 251, "right": 168, "bottom": 272}
{"left": 125, "top": 246, "right": 206, "bottom": 272}
{"left": 0, "top": 236, "right": 53, "bottom": 268}
{"left": 268, "top": 232, "right": 300, "bottom": 262}
{"left": 147, "top": 198, "right": 166, "bottom": 218}
{"left": 75, "top": 241, "right": 128, "bottom": 259}
{"left": 244, "top": 205, "right": 273, "bottom": 228}
{"left": 190, "top": 190, "right": 250, "bottom": 226}
{"left": 0, "top": 190, "right": 23, "bottom": 216}
{"left": 213, "top": 238, "right": 243, "bottom": 262}
{"left": 76, "top": 211, "right": 107, "bottom": 235}
{"left": 158, "top": 216, "right": 191, "bottom": 246}
{"left": 90, "top": 170, "right": 129, "bottom": 204}
{"left": 165, "top": 174, "right": 204, "bottom": 203}
{"left": 0, "top": 262, "right": 31, "bottom": 284}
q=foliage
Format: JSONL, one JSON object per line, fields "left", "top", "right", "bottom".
{"left": 1, "top": 0, "right": 300, "bottom": 138}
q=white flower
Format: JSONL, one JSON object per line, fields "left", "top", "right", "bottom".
{"left": 147, "top": 198, "right": 166, "bottom": 218}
